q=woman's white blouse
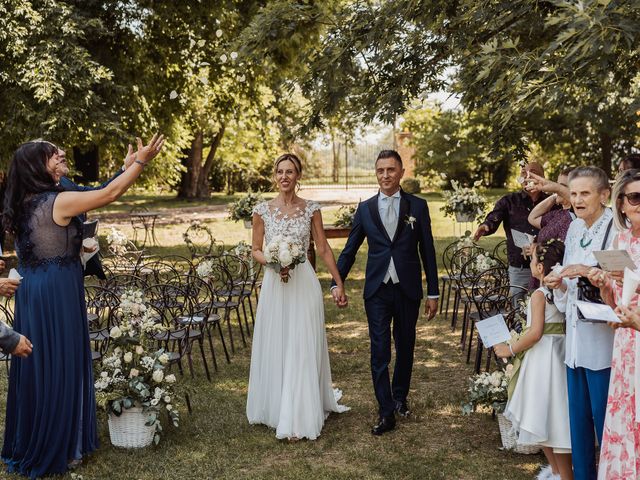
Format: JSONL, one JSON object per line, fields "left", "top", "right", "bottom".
{"left": 553, "top": 208, "right": 616, "bottom": 370}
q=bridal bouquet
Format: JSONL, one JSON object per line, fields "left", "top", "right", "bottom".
{"left": 94, "top": 289, "right": 180, "bottom": 444}
{"left": 263, "top": 235, "right": 306, "bottom": 283}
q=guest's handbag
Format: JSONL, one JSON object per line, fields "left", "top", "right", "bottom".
{"left": 576, "top": 219, "right": 613, "bottom": 320}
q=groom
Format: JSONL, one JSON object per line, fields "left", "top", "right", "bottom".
{"left": 332, "top": 150, "right": 439, "bottom": 435}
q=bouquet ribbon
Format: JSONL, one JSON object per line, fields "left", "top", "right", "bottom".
{"left": 507, "top": 323, "right": 565, "bottom": 400}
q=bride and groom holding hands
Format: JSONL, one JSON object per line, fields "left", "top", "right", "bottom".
{"left": 246, "top": 149, "right": 439, "bottom": 440}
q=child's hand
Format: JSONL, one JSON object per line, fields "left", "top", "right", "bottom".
{"left": 544, "top": 273, "right": 563, "bottom": 290}
{"left": 493, "top": 343, "right": 512, "bottom": 359}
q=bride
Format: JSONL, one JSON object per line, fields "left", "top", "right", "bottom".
{"left": 246, "top": 153, "right": 350, "bottom": 440}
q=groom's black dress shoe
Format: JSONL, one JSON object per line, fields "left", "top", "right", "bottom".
{"left": 371, "top": 415, "right": 396, "bottom": 435}
{"left": 395, "top": 401, "right": 410, "bottom": 418}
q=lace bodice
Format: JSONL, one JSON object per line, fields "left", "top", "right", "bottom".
{"left": 253, "top": 200, "right": 321, "bottom": 251}
{"left": 16, "top": 191, "right": 83, "bottom": 269}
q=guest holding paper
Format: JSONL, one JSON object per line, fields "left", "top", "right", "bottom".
{"left": 585, "top": 168, "right": 640, "bottom": 479}
{"left": 473, "top": 162, "right": 548, "bottom": 296}
{"left": 544, "top": 166, "right": 616, "bottom": 480}
{"left": 494, "top": 240, "right": 572, "bottom": 480}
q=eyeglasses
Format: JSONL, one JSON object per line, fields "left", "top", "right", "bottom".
{"left": 621, "top": 192, "right": 640, "bottom": 206}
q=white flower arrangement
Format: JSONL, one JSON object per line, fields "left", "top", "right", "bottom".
{"left": 106, "top": 227, "right": 129, "bottom": 255}
{"left": 234, "top": 240, "right": 252, "bottom": 260}
{"left": 94, "top": 289, "right": 180, "bottom": 444}
{"left": 462, "top": 368, "right": 513, "bottom": 415}
{"left": 263, "top": 235, "right": 306, "bottom": 283}
{"left": 473, "top": 253, "right": 498, "bottom": 272}
{"left": 195, "top": 258, "right": 216, "bottom": 280}
{"left": 440, "top": 180, "right": 488, "bottom": 222}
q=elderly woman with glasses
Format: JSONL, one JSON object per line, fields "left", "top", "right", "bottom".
{"left": 585, "top": 169, "right": 640, "bottom": 479}
{"left": 544, "top": 166, "right": 616, "bottom": 480}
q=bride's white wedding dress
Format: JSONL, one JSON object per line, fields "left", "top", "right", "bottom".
{"left": 246, "top": 200, "right": 349, "bottom": 440}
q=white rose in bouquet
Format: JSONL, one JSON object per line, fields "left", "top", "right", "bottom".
{"left": 165, "top": 374, "right": 176, "bottom": 384}
{"left": 152, "top": 370, "right": 164, "bottom": 383}
{"left": 279, "top": 249, "right": 293, "bottom": 267}
{"left": 123, "top": 352, "right": 133, "bottom": 363}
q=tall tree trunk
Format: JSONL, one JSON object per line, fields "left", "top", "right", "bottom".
{"left": 600, "top": 132, "right": 612, "bottom": 176}
{"left": 196, "top": 123, "right": 226, "bottom": 198}
{"left": 177, "top": 132, "right": 203, "bottom": 199}
{"left": 331, "top": 130, "right": 340, "bottom": 183}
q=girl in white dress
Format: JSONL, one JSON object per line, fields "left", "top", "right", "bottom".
{"left": 494, "top": 240, "right": 573, "bottom": 480}
{"left": 246, "top": 153, "right": 349, "bottom": 440}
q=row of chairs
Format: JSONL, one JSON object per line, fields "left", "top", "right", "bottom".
{"left": 87, "top": 252, "right": 263, "bottom": 385}
{"left": 439, "top": 239, "right": 527, "bottom": 373}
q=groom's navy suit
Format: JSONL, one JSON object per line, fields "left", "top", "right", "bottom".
{"left": 334, "top": 189, "right": 439, "bottom": 417}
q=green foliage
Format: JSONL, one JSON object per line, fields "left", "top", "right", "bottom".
{"left": 333, "top": 204, "right": 357, "bottom": 227}
{"left": 228, "top": 192, "right": 263, "bottom": 222}
{"left": 400, "top": 177, "right": 421, "bottom": 194}
{"left": 287, "top": 0, "right": 639, "bottom": 173}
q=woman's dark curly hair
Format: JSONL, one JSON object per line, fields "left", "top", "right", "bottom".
{"left": 3, "top": 140, "right": 61, "bottom": 235}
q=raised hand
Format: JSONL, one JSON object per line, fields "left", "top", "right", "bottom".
{"left": 525, "top": 172, "right": 555, "bottom": 194}
{"left": 136, "top": 133, "right": 165, "bottom": 164}
{"left": 123, "top": 144, "right": 136, "bottom": 170}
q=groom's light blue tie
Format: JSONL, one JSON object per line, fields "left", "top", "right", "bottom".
{"left": 383, "top": 196, "right": 399, "bottom": 284}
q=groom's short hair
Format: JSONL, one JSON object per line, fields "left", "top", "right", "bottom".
{"left": 376, "top": 150, "right": 402, "bottom": 166}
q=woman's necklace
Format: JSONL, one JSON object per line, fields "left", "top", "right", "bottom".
{"left": 580, "top": 209, "right": 607, "bottom": 249}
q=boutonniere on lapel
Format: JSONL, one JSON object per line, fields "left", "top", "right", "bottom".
{"left": 405, "top": 214, "right": 416, "bottom": 230}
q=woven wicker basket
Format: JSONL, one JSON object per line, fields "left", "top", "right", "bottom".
{"left": 108, "top": 407, "right": 155, "bottom": 448}
{"left": 497, "top": 413, "right": 541, "bottom": 455}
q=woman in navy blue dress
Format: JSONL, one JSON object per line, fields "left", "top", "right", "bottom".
{"left": 1, "top": 135, "right": 163, "bottom": 478}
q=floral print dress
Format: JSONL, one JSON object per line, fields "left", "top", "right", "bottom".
{"left": 598, "top": 229, "right": 640, "bottom": 479}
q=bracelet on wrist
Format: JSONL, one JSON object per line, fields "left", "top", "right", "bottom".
{"left": 134, "top": 159, "right": 147, "bottom": 168}
{"left": 508, "top": 344, "right": 515, "bottom": 357}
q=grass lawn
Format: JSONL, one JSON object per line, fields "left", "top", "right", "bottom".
{"left": 0, "top": 191, "right": 543, "bottom": 480}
